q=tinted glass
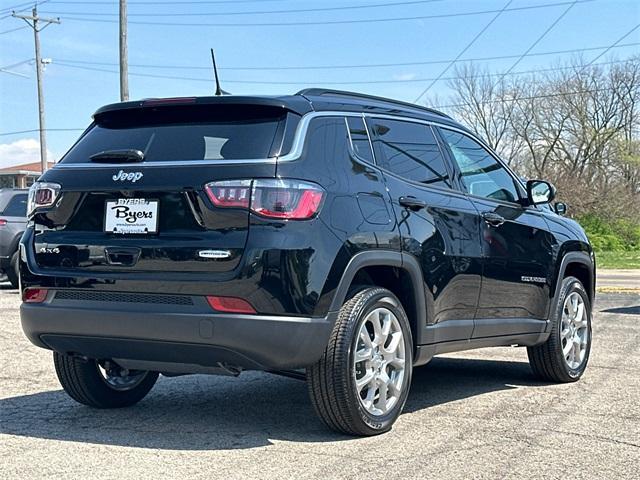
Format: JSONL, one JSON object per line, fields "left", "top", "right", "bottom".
{"left": 61, "top": 106, "right": 285, "bottom": 163}
{"left": 2, "top": 194, "right": 27, "bottom": 216}
{"left": 368, "top": 118, "right": 451, "bottom": 188}
{"left": 346, "top": 116, "right": 374, "bottom": 163}
{"left": 439, "top": 128, "right": 520, "bottom": 203}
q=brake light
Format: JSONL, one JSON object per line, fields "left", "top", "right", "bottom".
{"left": 23, "top": 288, "right": 48, "bottom": 303}
{"left": 27, "top": 182, "right": 61, "bottom": 217}
{"left": 206, "top": 295, "right": 256, "bottom": 314}
{"left": 142, "top": 97, "right": 196, "bottom": 106}
{"left": 204, "top": 179, "right": 325, "bottom": 220}
{"left": 0, "top": 219, "right": 6, "bottom": 227}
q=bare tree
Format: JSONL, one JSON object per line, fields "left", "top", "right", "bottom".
{"left": 436, "top": 56, "right": 640, "bottom": 220}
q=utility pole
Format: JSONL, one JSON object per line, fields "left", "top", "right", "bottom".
{"left": 119, "top": 0, "right": 129, "bottom": 101}
{"left": 12, "top": 7, "right": 60, "bottom": 174}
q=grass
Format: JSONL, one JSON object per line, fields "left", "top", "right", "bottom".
{"left": 596, "top": 251, "right": 640, "bottom": 269}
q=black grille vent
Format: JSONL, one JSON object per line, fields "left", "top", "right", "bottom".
{"left": 54, "top": 290, "right": 194, "bottom": 306}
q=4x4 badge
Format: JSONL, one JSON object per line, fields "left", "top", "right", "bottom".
{"left": 113, "top": 170, "right": 143, "bottom": 183}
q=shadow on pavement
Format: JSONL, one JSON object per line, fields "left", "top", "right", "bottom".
{"left": 0, "top": 357, "right": 543, "bottom": 450}
{"left": 601, "top": 305, "right": 640, "bottom": 315}
{"left": 0, "top": 281, "right": 18, "bottom": 292}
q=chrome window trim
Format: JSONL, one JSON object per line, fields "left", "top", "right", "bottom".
{"left": 344, "top": 116, "right": 376, "bottom": 165}
{"left": 52, "top": 111, "right": 360, "bottom": 169}
{"left": 51, "top": 109, "right": 523, "bottom": 190}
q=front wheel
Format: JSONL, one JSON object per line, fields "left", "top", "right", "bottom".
{"left": 307, "top": 287, "right": 413, "bottom": 436}
{"left": 527, "top": 276, "right": 592, "bottom": 382}
{"left": 54, "top": 352, "right": 159, "bottom": 408}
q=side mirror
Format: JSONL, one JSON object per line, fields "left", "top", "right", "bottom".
{"left": 554, "top": 202, "right": 567, "bottom": 216}
{"left": 526, "top": 180, "right": 556, "bottom": 205}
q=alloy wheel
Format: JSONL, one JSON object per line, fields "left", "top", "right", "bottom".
{"left": 560, "top": 292, "right": 589, "bottom": 370}
{"left": 353, "top": 307, "right": 407, "bottom": 416}
{"left": 97, "top": 362, "right": 148, "bottom": 391}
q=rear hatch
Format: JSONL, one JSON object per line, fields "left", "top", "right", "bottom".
{"left": 31, "top": 99, "right": 300, "bottom": 275}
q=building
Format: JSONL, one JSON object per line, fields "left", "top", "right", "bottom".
{"left": 0, "top": 162, "right": 54, "bottom": 188}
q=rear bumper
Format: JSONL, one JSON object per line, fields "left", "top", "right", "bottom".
{"left": 21, "top": 296, "right": 336, "bottom": 371}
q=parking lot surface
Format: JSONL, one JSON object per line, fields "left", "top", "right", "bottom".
{"left": 0, "top": 282, "right": 638, "bottom": 479}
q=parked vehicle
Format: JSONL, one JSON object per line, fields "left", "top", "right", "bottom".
{"left": 0, "top": 188, "right": 28, "bottom": 287}
{"left": 19, "top": 90, "right": 595, "bottom": 435}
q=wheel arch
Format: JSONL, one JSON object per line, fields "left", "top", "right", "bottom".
{"left": 553, "top": 252, "right": 595, "bottom": 305}
{"left": 328, "top": 251, "right": 426, "bottom": 347}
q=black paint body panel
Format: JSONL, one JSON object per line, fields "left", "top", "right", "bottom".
{"left": 19, "top": 92, "right": 595, "bottom": 371}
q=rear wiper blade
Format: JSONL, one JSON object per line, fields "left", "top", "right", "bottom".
{"left": 90, "top": 149, "right": 145, "bottom": 163}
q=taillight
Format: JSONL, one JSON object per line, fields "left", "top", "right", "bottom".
{"left": 206, "top": 295, "right": 256, "bottom": 314}
{"left": 0, "top": 219, "right": 6, "bottom": 227}
{"left": 23, "top": 288, "right": 48, "bottom": 303}
{"left": 204, "top": 180, "right": 251, "bottom": 208}
{"left": 27, "top": 182, "right": 61, "bottom": 217}
{"left": 204, "top": 179, "right": 325, "bottom": 220}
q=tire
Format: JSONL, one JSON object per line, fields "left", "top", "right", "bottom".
{"left": 53, "top": 352, "right": 159, "bottom": 408}
{"left": 307, "top": 287, "right": 413, "bottom": 436}
{"left": 527, "top": 276, "right": 592, "bottom": 382}
{"left": 6, "top": 251, "right": 19, "bottom": 289}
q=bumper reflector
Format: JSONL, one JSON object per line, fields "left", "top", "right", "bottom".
{"left": 23, "top": 288, "right": 48, "bottom": 303}
{"left": 206, "top": 295, "right": 256, "bottom": 314}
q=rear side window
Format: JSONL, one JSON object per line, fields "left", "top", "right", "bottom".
{"left": 1, "top": 194, "right": 27, "bottom": 217}
{"left": 367, "top": 118, "right": 452, "bottom": 188}
{"left": 61, "top": 105, "right": 286, "bottom": 163}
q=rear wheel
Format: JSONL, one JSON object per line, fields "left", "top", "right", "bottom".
{"left": 307, "top": 287, "right": 413, "bottom": 436}
{"left": 6, "top": 251, "right": 19, "bottom": 288}
{"left": 527, "top": 276, "right": 592, "bottom": 382}
{"left": 54, "top": 352, "right": 158, "bottom": 408}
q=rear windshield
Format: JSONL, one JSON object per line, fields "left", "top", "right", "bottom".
{"left": 61, "top": 105, "right": 285, "bottom": 164}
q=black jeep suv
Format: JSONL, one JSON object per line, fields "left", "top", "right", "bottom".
{"left": 19, "top": 89, "right": 594, "bottom": 435}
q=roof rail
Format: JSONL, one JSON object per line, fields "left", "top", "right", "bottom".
{"left": 296, "top": 88, "right": 450, "bottom": 119}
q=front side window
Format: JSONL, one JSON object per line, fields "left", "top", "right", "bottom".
{"left": 368, "top": 118, "right": 451, "bottom": 188}
{"left": 438, "top": 128, "right": 520, "bottom": 203}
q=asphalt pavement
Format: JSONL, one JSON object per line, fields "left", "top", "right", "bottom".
{"left": 596, "top": 270, "right": 640, "bottom": 291}
{"left": 0, "top": 281, "right": 638, "bottom": 479}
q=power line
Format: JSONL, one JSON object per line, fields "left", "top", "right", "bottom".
{"left": 45, "top": 0, "right": 593, "bottom": 27}
{"left": 493, "top": 0, "right": 578, "bottom": 85}
{"left": 0, "top": 1, "right": 50, "bottom": 15}
{"left": 0, "top": 25, "right": 28, "bottom": 34}
{"left": 40, "top": 0, "right": 446, "bottom": 17}
{"left": 52, "top": 58, "right": 634, "bottom": 86}
{"left": 1, "top": 87, "right": 621, "bottom": 138}
{"left": 435, "top": 87, "right": 618, "bottom": 109}
{"left": 0, "top": 128, "right": 83, "bottom": 137}
{"left": 584, "top": 23, "right": 640, "bottom": 68}
{"left": 414, "top": 0, "right": 513, "bottom": 102}
{"left": 53, "top": 41, "right": 640, "bottom": 72}
{"left": 47, "top": 0, "right": 285, "bottom": 4}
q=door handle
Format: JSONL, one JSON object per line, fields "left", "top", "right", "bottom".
{"left": 399, "top": 196, "right": 427, "bottom": 211}
{"left": 482, "top": 212, "right": 505, "bottom": 227}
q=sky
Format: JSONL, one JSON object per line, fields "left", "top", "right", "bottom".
{"left": 0, "top": 0, "right": 639, "bottom": 167}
